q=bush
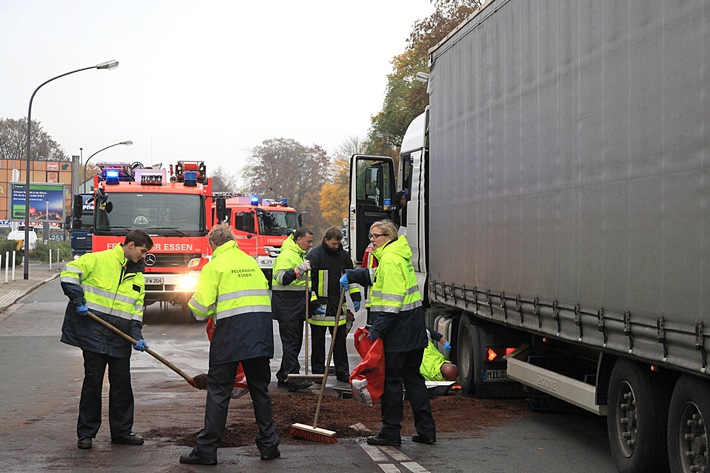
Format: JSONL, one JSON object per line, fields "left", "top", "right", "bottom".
{"left": 0, "top": 239, "right": 23, "bottom": 266}
{"left": 31, "top": 240, "right": 72, "bottom": 263}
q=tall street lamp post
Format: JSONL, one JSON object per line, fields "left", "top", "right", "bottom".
{"left": 83, "top": 140, "right": 133, "bottom": 191}
{"left": 24, "top": 60, "right": 119, "bottom": 280}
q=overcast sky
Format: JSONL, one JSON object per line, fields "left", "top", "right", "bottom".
{"left": 1, "top": 0, "right": 434, "bottom": 183}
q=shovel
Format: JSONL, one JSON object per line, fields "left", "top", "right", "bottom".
{"left": 87, "top": 310, "right": 208, "bottom": 390}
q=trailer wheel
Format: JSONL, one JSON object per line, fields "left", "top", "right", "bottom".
{"left": 607, "top": 359, "right": 669, "bottom": 473}
{"left": 667, "top": 375, "right": 710, "bottom": 473}
{"left": 457, "top": 316, "right": 481, "bottom": 395}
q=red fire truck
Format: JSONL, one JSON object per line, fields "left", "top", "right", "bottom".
{"left": 218, "top": 195, "right": 301, "bottom": 280}
{"left": 92, "top": 160, "right": 216, "bottom": 320}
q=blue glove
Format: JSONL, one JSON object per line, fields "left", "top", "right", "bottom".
{"left": 315, "top": 305, "right": 327, "bottom": 315}
{"left": 134, "top": 339, "right": 149, "bottom": 351}
{"left": 339, "top": 273, "right": 349, "bottom": 291}
{"left": 444, "top": 341, "right": 452, "bottom": 358}
{"left": 353, "top": 301, "right": 361, "bottom": 312}
{"left": 368, "top": 332, "right": 376, "bottom": 343}
{"left": 75, "top": 304, "right": 88, "bottom": 316}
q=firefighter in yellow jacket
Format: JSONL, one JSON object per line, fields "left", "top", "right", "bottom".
{"left": 180, "top": 224, "right": 279, "bottom": 465}
{"left": 271, "top": 227, "right": 314, "bottom": 392}
{"left": 342, "top": 220, "right": 436, "bottom": 447}
{"left": 60, "top": 229, "right": 153, "bottom": 450}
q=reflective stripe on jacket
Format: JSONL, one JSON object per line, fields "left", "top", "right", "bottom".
{"left": 59, "top": 244, "right": 145, "bottom": 357}
{"left": 188, "top": 240, "right": 274, "bottom": 365}
{"left": 61, "top": 244, "right": 145, "bottom": 321}
{"left": 306, "top": 242, "right": 360, "bottom": 327}
{"left": 368, "top": 236, "right": 427, "bottom": 353}
{"left": 369, "top": 237, "right": 422, "bottom": 315}
{"left": 271, "top": 234, "right": 309, "bottom": 321}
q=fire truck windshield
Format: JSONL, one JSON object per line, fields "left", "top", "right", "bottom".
{"left": 94, "top": 193, "right": 205, "bottom": 236}
{"left": 257, "top": 209, "right": 299, "bottom": 236}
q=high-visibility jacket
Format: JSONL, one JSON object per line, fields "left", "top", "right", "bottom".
{"left": 361, "top": 243, "right": 378, "bottom": 309}
{"left": 60, "top": 244, "right": 146, "bottom": 357}
{"left": 306, "top": 242, "right": 360, "bottom": 326}
{"left": 271, "top": 234, "right": 310, "bottom": 321}
{"left": 419, "top": 337, "right": 450, "bottom": 382}
{"left": 189, "top": 240, "right": 274, "bottom": 366}
{"left": 349, "top": 236, "right": 426, "bottom": 353}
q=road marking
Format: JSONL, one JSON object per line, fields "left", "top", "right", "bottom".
{"left": 380, "top": 445, "right": 411, "bottom": 461}
{"left": 401, "top": 462, "right": 431, "bottom": 473}
{"left": 378, "top": 464, "right": 402, "bottom": 472}
{"left": 359, "top": 442, "right": 431, "bottom": 473}
{"left": 362, "top": 444, "right": 389, "bottom": 462}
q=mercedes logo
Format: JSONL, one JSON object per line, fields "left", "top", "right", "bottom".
{"left": 145, "top": 253, "right": 157, "bottom": 266}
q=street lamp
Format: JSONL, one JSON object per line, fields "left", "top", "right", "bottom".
{"left": 83, "top": 140, "right": 133, "bottom": 191}
{"left": 24, "top": 60, "right": 119, "bottom": 280}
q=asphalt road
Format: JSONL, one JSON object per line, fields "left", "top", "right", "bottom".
{"left": 0, "top": 281, "right": 617, "bottom": 472}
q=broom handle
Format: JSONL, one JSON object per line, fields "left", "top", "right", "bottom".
{"left": 312, "top": 288, "right": 346, "bottom": 428}
{"left": 305, "top": 271, "right": 309, "bottom": 375}
{"left": 86, "top": 310, "right": 192, "bottom": 383}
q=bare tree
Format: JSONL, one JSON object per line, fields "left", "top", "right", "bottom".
{"left": 210, "top": 164, "right": 238, "bottom": 193}
{"left": 242, "top": 138, "right": 330, "bottom": 234}
{"left": 0, "top": 117, "right": 68, "bottom": 161}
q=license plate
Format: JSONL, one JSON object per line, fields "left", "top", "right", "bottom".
{"left": 482, "top": 369, "right": 508, "bottom": 381}
{"left": 145, "top": 277, "right": 164, "bottom": 285}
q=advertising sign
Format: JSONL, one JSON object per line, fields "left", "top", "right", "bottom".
{"left": 9, "top": 182, "right": 66, "bottom": 223}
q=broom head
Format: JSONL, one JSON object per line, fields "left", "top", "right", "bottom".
{"left": 290, "top": 423, "right": 337, "bottom": 443}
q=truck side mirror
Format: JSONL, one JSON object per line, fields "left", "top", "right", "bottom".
{"left": 216, "top": 197, "right": 227, "bottom": 223}
{"left": 72, "top": 195, "right": 83, "bottom": 230}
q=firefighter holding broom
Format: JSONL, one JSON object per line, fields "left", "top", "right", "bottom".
{"left": 59, "top": 229, "right": 153, "bottom": 450}
{"left": 180, "top": 224, "right": 279, "bottom": 465}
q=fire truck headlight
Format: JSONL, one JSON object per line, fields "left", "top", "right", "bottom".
{"left": 176, "top": 273, "right": 199, "bottom": 291}
{"left": 187, "top": 257, "right": 202, "bottom": 268}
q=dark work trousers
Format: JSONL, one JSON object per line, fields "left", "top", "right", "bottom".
{"left": 310, "top": 323, "right": 349, "bottom": 382}
{"left": 275, "top": 318, "right": 304, "bottom": 384}
{"left": 78, "top": 350, "right": 134, "bottom": 440}
{"left": 379, "top": 348, "right": 436, "bottom": 441}
{"left": 193, "top": 357, "right": 279, "bottom": 460}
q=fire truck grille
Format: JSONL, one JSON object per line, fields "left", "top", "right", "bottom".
{"left": 148, "top": 253, "right": 202, "bottom": 268}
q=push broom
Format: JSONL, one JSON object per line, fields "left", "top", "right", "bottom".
{"left": 87, "top": 310, "right": 208, "bottom": 390}
{"left": 289, "top": 288, "right": 346, "bottom": 443}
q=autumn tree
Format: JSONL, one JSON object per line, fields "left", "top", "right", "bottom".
{"left": 242, "top": 138, "right": 330, "bottom": 237}
{"left": 0, "top": 117, "right": 69, "bottom": 161}
{"left": 319, "top": 135, "right": 367, "bottom": 227}
{"left": 367, "top": 0, "right": 481, "bottom": 155}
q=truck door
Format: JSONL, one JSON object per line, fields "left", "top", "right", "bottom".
{"left": 234, "top": 210, "right": 257, "bottom": 257}
{"left": 348, "top": 155, "right": 395, "bottom": 264}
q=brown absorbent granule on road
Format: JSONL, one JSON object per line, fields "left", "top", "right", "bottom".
{"left": 145, "top": 389, "right": 531, "bottom": 447}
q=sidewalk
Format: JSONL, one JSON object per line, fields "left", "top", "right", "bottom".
{"left": 0, "top": 263, "right": 61, "bottom": 316}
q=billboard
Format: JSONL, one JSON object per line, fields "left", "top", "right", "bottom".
{"left": 9, "top": 182, "right": 66, "bottom": 223}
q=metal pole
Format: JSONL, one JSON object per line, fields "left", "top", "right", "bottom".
{"left": 23, "top": 61, "right": 118, "bottom": 280}
{"left": 83, "top": 141, "right": 133, "bottom": 187}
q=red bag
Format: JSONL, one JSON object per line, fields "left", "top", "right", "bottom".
{"left": 349, "top": 327, "right": 385, "bottom": 406}
{"left": 206, "top": 318, "right": 247, "bottom": 389}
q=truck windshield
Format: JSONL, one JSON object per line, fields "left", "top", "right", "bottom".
{"left": 94, "top": 193, "right": 204, "bottom": 236}
{"left": 257, "top": 209, "right": 298, "bottom": 236}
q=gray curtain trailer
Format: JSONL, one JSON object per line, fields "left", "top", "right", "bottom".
{"left": 349, "top": 1, "right": 709, "bottom": 472}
